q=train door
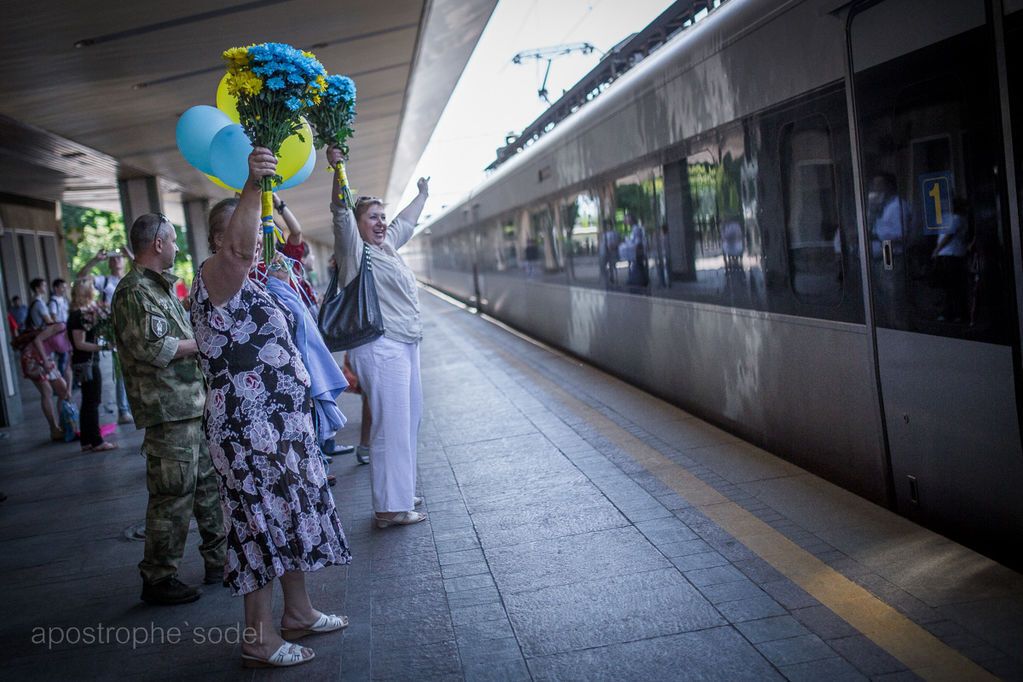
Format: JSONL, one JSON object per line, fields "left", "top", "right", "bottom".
{"left": 849, "top": 0, "right": 1023, "bottom": 556}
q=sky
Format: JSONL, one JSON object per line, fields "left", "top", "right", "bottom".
{"left": 395, "top": 0, "right": 677, "bottom": 218}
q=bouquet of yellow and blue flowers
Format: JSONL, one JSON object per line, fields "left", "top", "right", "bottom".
{"left": 307, "top": 75, "right": 358, "bottom": 208}
{"left": 222, "top": 43, "right": 326, "bottom": 264}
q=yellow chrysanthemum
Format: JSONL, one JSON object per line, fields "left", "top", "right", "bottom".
{"left": 226, "top": 71, "right": 263, "bottom": 97}
{"left": 222, "top": 46, "right": 251, "bottom": 67}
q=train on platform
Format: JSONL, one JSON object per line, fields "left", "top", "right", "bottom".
{"left": 405, "top": 0, "right": 1023, "bottom": 565}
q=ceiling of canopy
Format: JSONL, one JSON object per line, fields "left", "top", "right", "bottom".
{"left": 0, "top": 0, "right": 495, "bottom": 241}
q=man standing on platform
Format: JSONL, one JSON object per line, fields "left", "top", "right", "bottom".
{"left": 112, "top": 213, "right": 226, "bottom": 606}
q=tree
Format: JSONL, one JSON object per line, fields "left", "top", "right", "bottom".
{"left": 62, "top": 205, "right": 126, "bottom": 276}
{"left": 62, "top": 204, "right": 194, "bottom": 285}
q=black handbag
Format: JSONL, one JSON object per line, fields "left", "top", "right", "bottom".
{"left": 317, "top": 242, "right": 385, "bottom": 351}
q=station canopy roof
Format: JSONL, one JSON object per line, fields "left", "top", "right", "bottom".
{"left": 0, "top": 0, "right": 495, "bottom": 240}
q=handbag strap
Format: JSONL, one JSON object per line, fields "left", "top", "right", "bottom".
{"left": 361, "top": 242, "right": 374, "bottom": 275}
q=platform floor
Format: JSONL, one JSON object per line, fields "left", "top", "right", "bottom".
{"left": 2, "top": 288, "right": 1023, "bottom": 681}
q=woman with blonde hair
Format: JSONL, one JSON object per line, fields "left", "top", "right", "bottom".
{"left": 68, "top": 278, "right": 117, "bottom": 452}
{"left": 327, "top": 145, "right": 430, "bottom": 527}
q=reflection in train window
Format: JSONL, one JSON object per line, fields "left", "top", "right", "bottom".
{"left": 781, "top": 116, "right": 844, "bottom": 306}
{"left": 611, "top": 167, "right": 664, "bottom": 290}
{"left": 560, "top": 191, "right": 601, "bottom": 284}
{"left": 523, "top": 204, "right": 564, "bottom": 278}
{"left": 854, "top": 22, "right": 1012, "bottom": 343}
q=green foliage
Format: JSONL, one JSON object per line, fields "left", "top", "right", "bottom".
{"left": 61, "top": 205, "right": 126, "bottom": 276}
{"left": 62, "top": 204, "right": 195, "bottom": 286}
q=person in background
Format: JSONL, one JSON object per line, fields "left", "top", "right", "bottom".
{"left": 68, "top": 279, "right": 117, "bottom": 453}
{"left": 340, "top": 353, "right": 372, "bottom": 465}
{"left": 328, "top": 144, "right": 430, "bottom": 527}
{"left": 9, "top": 295, "right": 28, "bottom": 332}
{"left": 275, "top": 196, "right": 352, "bottom": 458}
{"left": 15, "top": 322, "right": 72, "bottom": 441}
{"left": 78, "top": 248, "right": 127, "bottom": 305}
{"left": 272, "top": 193, "right": 320, "bottom": 312}
{"left": 112, "top": 214, "right": 226, "bottom": 606}
{"left": 25, "top": 279, "right": 74, "bottom": 433}
{"left": 48, "top": 279, "right": 69, "bottom": 323}
{"left": 193, "top": 149, "right": 350, "bottom": 668}
{"left": 27, "top": 278, "right": 54, "bottom": 329}
{"left": 48, "top": 279, "right": 72, "bottom": 388}
{"left": 78, "top": 248, "right": 133, "bottom": 424}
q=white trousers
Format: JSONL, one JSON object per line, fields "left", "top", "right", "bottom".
{"left": 349, "top": 336, "right": 421, "bottom": 512}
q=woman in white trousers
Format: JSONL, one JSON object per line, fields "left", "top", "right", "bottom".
{"left": 328, "top": 145, "right": 429, "bottom": 527}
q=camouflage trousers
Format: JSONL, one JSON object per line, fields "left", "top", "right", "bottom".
{"left": 139, "top": 417, "right": 226, "bottom": 585}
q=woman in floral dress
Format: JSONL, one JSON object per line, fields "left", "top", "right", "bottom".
{"left": 190, "top": 148, "right": 350, "bottom": 668}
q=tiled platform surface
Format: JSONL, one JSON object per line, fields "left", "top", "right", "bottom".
{"left": 1, "top": 289, "right": 1022, "bottom": 681}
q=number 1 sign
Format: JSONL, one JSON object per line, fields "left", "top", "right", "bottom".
{"left": 919, "top": 171, "right": 953, "bottom": 231}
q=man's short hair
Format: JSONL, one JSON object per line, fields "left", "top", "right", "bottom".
{"left": 29, "top": 278, "right": 45, "bottom": 293}
{"left": 52, "top": 278, "right": 65, "bottom": 290}
{"left": 129, "top": 213, "right": 172, "bottom": 256}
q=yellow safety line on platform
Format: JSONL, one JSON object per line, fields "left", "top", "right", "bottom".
{"left": 439, "top": 300, "right": 997, "bottom": 682}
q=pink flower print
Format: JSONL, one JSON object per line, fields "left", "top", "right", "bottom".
{"left": 241, "top": 473, "right": 258, "bottom": 496}
{"left": 257, "top": 342, "right": 291, "bottom": 368}
{"left": 208, "top": 388, "right": 227, "bottom": 419}
{"left": 269, "top": 524, "right": 288, "bottom": 548}
{"left": 242, "top": 540, "right": 264, "bottom": 568}
{"left": 231, "top": 316, "right": 258, "bottom": 344}
{"left": 247, "top": 420, "right": 278, "bottom": 454}
{"left": 298, "top": 515, "right": 322, "bottom": 552}
{"left": 200, "top": 332, "right": 228, "bottom": 359}
{"left": 285, "top": 447, "right": 301, "bottom": 474}
{"left": 232, "top": 371, "right": 265, "bottom": 402}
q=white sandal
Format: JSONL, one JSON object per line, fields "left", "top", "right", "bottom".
{"left": 280, "top": 613, "right": 349, "bottom": 640}
{"left": 374, "top": 511, "right": 428, "bottom": 528}
{"left": 241, "top": 642, "right": 314, "bottom": 668}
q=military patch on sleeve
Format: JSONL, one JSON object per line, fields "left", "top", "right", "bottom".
{"left": 150, "top": 315, "right": 169, "bottom": 339}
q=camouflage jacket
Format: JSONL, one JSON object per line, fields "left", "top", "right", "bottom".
{"left": 111, "top": 266, "right": 204, "bottom": 428}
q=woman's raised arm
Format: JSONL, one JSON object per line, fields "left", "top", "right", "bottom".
{"left": 202, "top": 148, "right": 277, "bottom": 306}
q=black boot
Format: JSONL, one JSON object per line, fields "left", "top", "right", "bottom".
{"left": 141, "top": 577, "right": 201, "bottom": 605}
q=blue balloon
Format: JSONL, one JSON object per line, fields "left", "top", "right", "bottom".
{"left": 176, "top": 106, "right": 231, "bottom": 175}
{"left": 276, "top": 146, "right": 316, "bottom": 190}
{"left": 209, "top": 124, "right": 254, "bottom": 190}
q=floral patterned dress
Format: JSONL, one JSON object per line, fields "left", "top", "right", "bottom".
{"left": 191, "top": 268, "right": 350, "bottom": 595}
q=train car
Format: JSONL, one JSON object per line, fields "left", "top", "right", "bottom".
{"left": 405, "top": 0, "right": 1023, "bottom": 564}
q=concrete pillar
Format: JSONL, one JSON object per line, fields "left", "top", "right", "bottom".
{"left": 117, "top": 176, "right": 162, "bottom": 243}
{"left": 183, "top": 198, "right": 211, "bottom": 266}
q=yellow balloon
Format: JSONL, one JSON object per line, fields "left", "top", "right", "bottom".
{"left": 278, "top": 119, "right": 313, "bottom": 181}
{"left": 216, "top": 73, "right": 240, "bottom": 123}
{"left": 204, "top": 173, "right": 241, "bottom": 193}
{"left": 214, "top": 73, "right": 311, "bottom": 181}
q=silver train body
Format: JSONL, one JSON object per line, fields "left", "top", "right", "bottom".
{"left": 406, "top": 0, "right": 1023, "bottom": 564}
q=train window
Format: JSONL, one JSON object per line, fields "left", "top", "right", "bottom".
{"left": 502, "top": 215, "right": 520, "bottom": 272}
{"left": 686, "top": 148, "right": 723, "bottom": 295}
{"left": 781, "top": 116, "right": 844, "bottom": 306}
{"left": 854, "top": 18, "right": 1013, "bottom": 343}
{"left": 611, "top": 167, "right": 664, "bottom": 291}
{"left": 528, "top": 205, "right": 566, "bottom": 281}
{"left": 560, "top": 191, "right": 601, "bottom": 284}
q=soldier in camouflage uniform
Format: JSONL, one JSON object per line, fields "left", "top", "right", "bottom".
{"left": 112, "top": 213, "right": 226, "bottom": 606}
